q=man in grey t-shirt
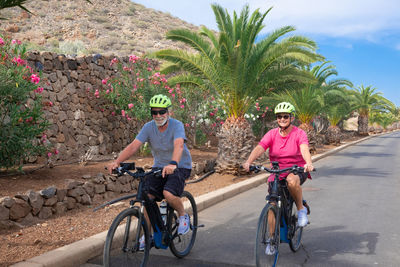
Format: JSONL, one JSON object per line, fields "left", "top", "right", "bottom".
{"left": 108, "top": 94, "right": 192, "bottom": 246}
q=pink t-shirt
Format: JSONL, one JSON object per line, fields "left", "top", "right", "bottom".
{"left": 259, "top": 126, "right": 310, "bottom": 182}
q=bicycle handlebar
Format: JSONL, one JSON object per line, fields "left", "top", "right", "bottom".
{"left": 107, "top": 162, "right": 162, "bottom": 178}
{"left": 248, "top": 163, "right": 316, "bottom": 175}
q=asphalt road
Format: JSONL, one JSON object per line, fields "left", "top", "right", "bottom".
{"left": 85, "top": 131, "right": 400, "bottom": 267}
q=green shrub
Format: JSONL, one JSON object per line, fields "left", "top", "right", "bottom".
{"left": 58, "top": 40, "right": 86, "bottom": 55}
{"left": 0, "top": 35, "right": 52, "bottom": 170}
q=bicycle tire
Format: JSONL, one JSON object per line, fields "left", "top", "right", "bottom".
{"left": 289, "top": 201, "right": 303, "bottom": 252}
{"left": 255, "top": 203, "right": 280, "bottom": 267}
{"left": 168, "top": 191, "right": 198, "bottom": 258}
{"left": 103, "top": 208, "right": 150, "bottom": 267}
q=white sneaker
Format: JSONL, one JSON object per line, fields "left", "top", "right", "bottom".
{"left": 138, "top": 235, "right": 152, "bottom": 251}
{"left": 178, "top": 214, "right": 190, "bottom": 235}
{"left": 298, "top": 207, "right": 308, "bottom": 227}
{"left": 265, "top": 239, "right": 276, "bottom": 255}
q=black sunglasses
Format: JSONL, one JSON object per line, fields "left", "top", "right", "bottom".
{"left": 276, "top": 114, "right": 290, "bottom": 120}
{"left": 151, "top": 109, "right": 168, "bottom": 116}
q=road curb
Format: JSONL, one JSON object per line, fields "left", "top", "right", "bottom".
{"left": 10, "top": 132, "right": 390, "bottom": 267}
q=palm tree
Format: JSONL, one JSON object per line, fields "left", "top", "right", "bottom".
{"left": 349, "top": 85, "right": 393, "bottom": 135}
{"left": 156, "top": 4, "right": 321, "bottom": 173}
{"left": 272, "top": 62, "right": 352, "bottom": 150}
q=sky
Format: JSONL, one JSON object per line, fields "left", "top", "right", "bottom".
{"left": 133, "top": 0, "right": 400, "bottom": 106}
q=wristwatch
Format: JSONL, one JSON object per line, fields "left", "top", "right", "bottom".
{"left": 169, "top": 160, "right": 178, "bottom": 166}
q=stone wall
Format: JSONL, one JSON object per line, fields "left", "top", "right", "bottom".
{"left": 25, "top": 51, "right": 143, "bottom": 163}
{"left": 0, "top": 159, "right": 215, "bottom": 229}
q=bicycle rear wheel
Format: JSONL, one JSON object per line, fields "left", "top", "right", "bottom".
{"left": 289, "top": 201, "right": 303, "bottom": 252}
{"left": 255, "top": 203, "right": 280, "bottom": 267}
{"left": 168, "top": 191, "right": 198, "bottom": 258}
{"left": 103, "top": 208, "right": 149, "bottom": 267}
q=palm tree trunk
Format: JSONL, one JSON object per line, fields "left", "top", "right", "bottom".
{"left": 358, "top": 115, "right": 369, "bottom": 135}
{"left": 215, "top": 117, "right": 255, "bottom": 174}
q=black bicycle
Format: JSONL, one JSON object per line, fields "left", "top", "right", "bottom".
{"left": 249, "top": 162, "right": 312, "bottom": 267}
{"left": 95, "top": 162, "right": 199, "bottom": 267}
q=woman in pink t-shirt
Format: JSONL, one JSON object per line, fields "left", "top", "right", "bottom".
{"left": 243, "top": 102, "right": 314, "bottom": 228}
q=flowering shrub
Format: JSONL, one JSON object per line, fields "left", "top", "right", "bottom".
{"left": 246, "top": 98, "right": 274, "bottom": 138}
{"left": 96, "top": 55, "right": 226, "bottom": 146}
{"left": 0, "top": 34, "right": 52, "bottom": 170}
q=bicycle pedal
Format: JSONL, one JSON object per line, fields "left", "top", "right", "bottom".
{"left": 196, "top": 224, "right": 205, "bottom": 228}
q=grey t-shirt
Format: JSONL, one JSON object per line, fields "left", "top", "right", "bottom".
{"left": 136, "top": 118, "right": 192, "bottom": 169}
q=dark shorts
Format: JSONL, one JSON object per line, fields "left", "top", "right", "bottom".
{"left": 144, "top": 168, "right": 191, "bottom": 201}
{"left": 268, "top": 172, "right": 309, "bottom": 193}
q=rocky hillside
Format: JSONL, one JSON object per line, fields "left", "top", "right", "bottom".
{"left": 0, "top": 0, "right": 199, "bottom": 56}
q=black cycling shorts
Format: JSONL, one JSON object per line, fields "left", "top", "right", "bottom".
{"left": 268, "top": 172, "right": 309, "bottom": 193}
{"left": 144, "top": 168, "right": 191, "bottom": 201}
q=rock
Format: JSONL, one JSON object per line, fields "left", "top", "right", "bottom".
{"left": 40, "top": 186, "right": 57, "bottom": 198}
{"left": 93, "top": 173, "right": 106, "bottom": 184}
{"left": 52, "top": 202, "right": 67, "bottom": 215}
{"left": 56, "top": 189, "right": 67, "bottom": 202}
{"left": 65, "top": 179, "right": 84, "bottom": 189}
{"left": 67, "top": 186, "right": 86, "bottom": 198}
{"left": 9, "top": 198, "right": 31, "bottom": 220}
{"left": 80, "top": 194, "right": 92, "bottom": 205}
{"left": 27, "top": 190, "right": 44, "bottom": 216}
{"left": 82, "top": 174, "right": 91, "bottom": 179}
{"left": 0, "top": 205, "right": 9, "bottom": 221}
{"left": 53, "top": 202, "right": 67, "bottom": 215}
{"left": 64, "top": 197, "right": 77, "bottom": 210}
{"left": 83, "top": 182, "right": 95, "bottom": 197}
{"left": 44, "top": 196, "right": 58, "bottom": 206}
{"left": 94, "top": 184, "right": 106, "bottom": 194}
{"left": 16, "top": 212, "right": 37, "bottom": 227}
{"left": 15, "top": 194, "right": 29, "bottom": 202}
{"left": 38, "top": 207, "right": 53, "bottom": 219}
{"left": 0, "top": 197, "right": 15, "bottom": 208}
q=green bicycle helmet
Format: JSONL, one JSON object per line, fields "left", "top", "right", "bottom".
{"left": 149, "top": 94, "right": 172, "bottom": 108}
{"left": 274, "top": 102, "right": 295, "bottom": 115}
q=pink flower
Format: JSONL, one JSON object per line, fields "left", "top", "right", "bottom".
{"left": 256, "top": 107, "right": 260, "bottom": 111}
{"left": 106, "top": 89, "right": 110, "bottom": 94}
{"left": 0, "top": 38, "right": 4, "bottom": 46}
{"left": 11, "top": 39, "right": 21, "bottom": 45}
{"left": 47, "top": 152, "right": 52, "bottom": 157}
{"left": 128, "top": 103, "right": 134, "bottom": 109}
{"left": 102, "top": 79, "right": 108, "bottom": 84}
{"left": 180, "top": 105, "right": 185, "bottom": 109}
{"left": 54, "top": 149, "right": 59, "bottom": 155}
{"left": 129, "top": 55, "right": 138, "bottom": 62}
{"left": 168, "top": 89, "right": 173, "bottom": 94}
{"left": 127, "top": 116, "right": 131, "bottom": 121}
{"left": 220, "top": 121, "right": 224, "bottom": 125}
{"left": 112, "top": 111, "right": 116, "bottom": 116}
{"left": 30, "top": 74, "right": 40, "bottom": 84}
{"left": 94, "top": 89, "right": 99, "bottom": 98}
{"left": 185, "top": 123, "right": 190, "bottom": 127}
{"left": 12, "top": 56, "right": 25, "bottom": 66}
{"left": 48, "top": 101, "right": 53, "bottom": 107}
{"left": 255, "top": 102, "right": 259, "bottom": 106}
{"left": 147, "top": 67, "right": 152, "bottom": 71}
{"left": 181, "top": 98, "right": 187, "bottom": 103}
{"left": 100, "top": 108, "right": 105, "bottom": 112}
{"left": 34, "top": 87, "right": 44, "bottom": 93}
{"left": 212, "top": 123, "right": 217, "bottom": 127}
{"left": 266, "top": 106, "right": 269, "bottom": 110}
{"left": 110, "top": 57, "right": 118, "bottom": 66}
{"left": 121, "top": 110, "right": 125, "bottom": 117}
{"left": 210, "top": 112, "right": 215, "bottom": 116}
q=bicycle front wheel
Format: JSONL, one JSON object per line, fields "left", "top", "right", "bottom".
{"left": 289, "top": 201, "right": 303, "bottom": 252}
{"left": 168, "top": 191, "right": 198, "bottom": 258}
{"left": 103, "top": 208, "right": 149, "bottom": 267}
{"left": 255, "top": 203, "right": 280, "bottom": 267}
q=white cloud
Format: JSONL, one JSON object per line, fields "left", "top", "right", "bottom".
{"left": 133, "top": 0, "right": 400, "bottom": 40}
